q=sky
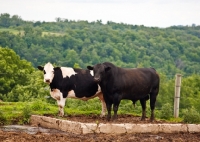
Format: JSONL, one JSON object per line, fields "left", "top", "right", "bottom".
{"left": 0, "top": 0, "right": 200, "bottom": 28}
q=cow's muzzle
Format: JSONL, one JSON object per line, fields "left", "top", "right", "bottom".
{"left": 94, "top": 77, "right": 100, "bottom": 83}
{"left": 45, "top": 79, "right": 51, "bottom": 83}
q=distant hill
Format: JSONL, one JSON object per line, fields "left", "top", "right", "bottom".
{"left": 0, "top": 13, "right": 200, "bottom": 76}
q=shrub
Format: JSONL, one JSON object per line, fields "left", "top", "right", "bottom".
{"left": 159, "top": 103, "right": 173, "bottom": 120}
{"left": 21, "top": 105, "right": 32, "bottom": 124}
{"left": 0, "top": 111, "right": 6, "bottom": 125}
{"left": 182, "top": 107, "right": 200, "bottom": 124}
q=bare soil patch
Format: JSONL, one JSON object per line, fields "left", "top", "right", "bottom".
{"left": 1, "top": 130, "right": 200, "bottom": 142}
{"left": 57, "top": 114, "right": 178, "bottom": 124}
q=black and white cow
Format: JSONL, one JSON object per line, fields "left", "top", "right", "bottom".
{"left": 38, "top": 62, "right": 106, "bottom": 117}
{"left": 87, "top": 62, "right": 160, "bottom": 121}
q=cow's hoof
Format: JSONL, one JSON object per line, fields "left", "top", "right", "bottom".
{"left": 150, "top": 118, "right": 154, "bottom": 122}
{"left": 106, "top": 117, "right": 111, "bottom": 121}
{"left": 100, "top": 114, "right": 106, "bottom": 118}
{"left": 112, "top": 116, "right": 118, "bottom": 121}
{"left": 58, "top": 112, "right": 64, "bottom": 117}
{"left": 112, "top": 118, "right": 117, "bottom": 122}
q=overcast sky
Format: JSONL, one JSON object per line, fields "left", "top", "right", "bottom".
{"left": 0, "top": 0, "right": 200, "bottom": 28}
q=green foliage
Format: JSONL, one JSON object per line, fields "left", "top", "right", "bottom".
{"left": 0, "top": 47, "right": 34, "bottom": 98}
{"left": 0, "top": 14, "right": 200, "bottom": 75}
{"left": 0, "top": 13, "right": 24, "bottom": 28}
{"left": 182, "top": 107, "right": 200, "bottom": 124}
{"left": 65, "top": 98, "right": 102, "bottom": 115}
{"left": 159, "top": 103, "right": 173, "bottom": 119}
{"left": 31, "top": 99, "right": 50, "bottom": 111}
{"left": 73, "top": 63, "right": 81, "bottom": 69}
{"left": 0, "top": 47, "right": 47, "bottom": 102}
{"left": 4, "top": 70, "right": 49, "bottom": 102}
{"left": 20, "top": 105, "right": 32, "bottom": 124}
{"left": 180, "top": 74, "right": 200, "bottom": 111}
{"left": 0, "top": 111, "right": 6, "bottom": 125}
{"left": 156, "top": 73, "right": 175, "bottom": 108}
{"left": 0, "top": 101, "right": 58, "bottom": 125}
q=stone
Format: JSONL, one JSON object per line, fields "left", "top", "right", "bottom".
{"left": 187, "top": 124, "right": 200, "bottom": 133}
{"left": 99, "top": 123, "right": 126, "bottom": 134}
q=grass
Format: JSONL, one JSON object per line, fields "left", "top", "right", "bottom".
{"left": 0, "top": 98, "right": 139, "bottom": 125}
{"left": 0, "top": 101, "right": 58, "bottom": 125}
{"left": 0, "top": 98, "right": 185, "bottom": 125}
{"left": 0, "top": 28, "right": 20, "bottom": 35}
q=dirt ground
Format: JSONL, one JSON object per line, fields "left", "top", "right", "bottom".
{"left": 1, "top": 114, "right": 200, "bottom": 142}
{"left": 59, "top": 114, "right": 179, "bottom": 124}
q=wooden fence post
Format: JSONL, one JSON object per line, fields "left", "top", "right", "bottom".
{"left": 174, "top": 74, "right": 182, "bottom": 118}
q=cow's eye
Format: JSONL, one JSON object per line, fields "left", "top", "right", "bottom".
{"left": 43, "top": 70, "right": 46, "bottom": 74}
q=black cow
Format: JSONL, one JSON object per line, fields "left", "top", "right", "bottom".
{"left": 87, "top": 62, "right": 160, "bottom": 121}
{"left": 38, "top": 62, "right": 106, "bottom": 117}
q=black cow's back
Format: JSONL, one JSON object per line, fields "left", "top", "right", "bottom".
{"left": 100, "top": 62, "right": 159, "bottom": 101}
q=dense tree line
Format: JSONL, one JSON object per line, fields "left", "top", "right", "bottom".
{"left": 0, "top": 13, "right": 200, "bottom": 76}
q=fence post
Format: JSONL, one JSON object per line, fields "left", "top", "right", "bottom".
{"left": 174, "top": 74, "right": 182, "bottom": 118}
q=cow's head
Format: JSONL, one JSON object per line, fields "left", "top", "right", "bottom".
{"left": 37, "top": 62, "right": 57, "bottom": 84}
{"left": 87, "top": 63, "right": 111, "bottom": 83}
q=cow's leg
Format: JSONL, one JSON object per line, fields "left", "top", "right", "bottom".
{"left": 97, "top": 92, "right": 106, "bottom": 117}
{"left": 106, "top": 102, "right": 112, "bottom": 121}
{"left": 112, "top": 94, "right": 120, "bottom": 120}
{"left": 100, "top": 100, "right": 107, "bottom": 117}
{"left": 57, "top": 95, "right": 66, "bottom": 117}
{"left": 112, "top": 102, "right": 120, "bottom": 120}
{"left": 140, "top": 98, "right": 146, "bottom": 121}
{"left": 149, "top": 89, "right": 159, "bottom": 121}
{"left": 50, "top": 89, "right": 66, "bottom": 116}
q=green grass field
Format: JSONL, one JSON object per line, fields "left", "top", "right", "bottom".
{"left": 0, "top": 98, "right": 143, "bottom": 125}
{"left": 0, "top": 97, "right": 184, "bottom": 125}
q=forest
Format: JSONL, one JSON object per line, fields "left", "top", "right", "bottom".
{"left": 0, "top": 13, "right": 200, "bottom": 122}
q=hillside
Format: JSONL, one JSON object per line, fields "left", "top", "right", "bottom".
{"left": 0, "top": 13, "right": 200, "bottom": 76}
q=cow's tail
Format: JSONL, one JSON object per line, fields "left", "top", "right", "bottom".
{"left": 132, "top": 100, "right": 136, "bottom": 108}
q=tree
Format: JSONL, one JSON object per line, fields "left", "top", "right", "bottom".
{"left": 11, "top": 15, "right": 23, "bottom": 26}
{"left": 0, "top": 47, "right": 34, "bottom": 99}
{"left": 0, "top": 13, "right": 11, "bottom": 27}
{"left": 63, "top": 49, "right": 82, "bottom": 67}
{"left": 4, "top": 70, "right": 48, "bottom": 102}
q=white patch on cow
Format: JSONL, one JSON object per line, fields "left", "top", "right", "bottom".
{"left": 97, "top": 85, "right": 101, "bottom": 92}
{"left": 66, "top": 90, "right": 77, "bottom": 98}
{"left": 60, "top": 67, "right": 77, "bottom": 78}
{"left": 50, "top": 89, "right": 61, "bottom": 100}
{"left": 90, "top": 70, "right": 94, "bottom": 76}
{"left": 66, "top": 89, "right": 102, "bottom": 101}
{"left": 43, "top": 62, "right": 54, "bottom": 83}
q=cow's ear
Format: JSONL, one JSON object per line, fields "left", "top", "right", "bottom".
{"left": 37, "top": 66, "right": 44, "bottom": 71}
{"left": 105, "top": 66, "right": 111, "bottom": 72}
{"left": 87, "top": 66, "right": 93, "bottom": 70}
{"left": 54, "top": 67, "right": 60, "bottom": 71}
